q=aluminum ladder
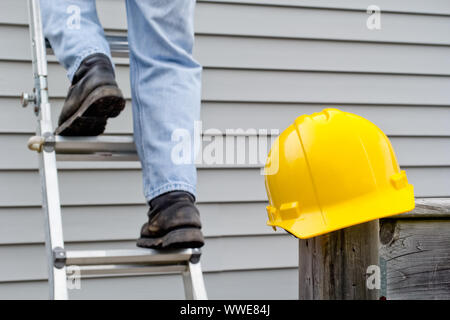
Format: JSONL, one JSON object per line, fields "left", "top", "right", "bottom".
{"left": 21, "top": 0, "right": 208, "bottom": 300}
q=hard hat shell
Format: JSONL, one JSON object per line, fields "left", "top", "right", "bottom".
{"left": 264, "top": 108, "right": 415, "bottom": 239}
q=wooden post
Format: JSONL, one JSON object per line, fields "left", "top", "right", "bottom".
{"left": 299, "top": 220, "right": 380, "bottom": 300}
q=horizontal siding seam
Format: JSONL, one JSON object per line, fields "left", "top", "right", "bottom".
{"left": 2, "top": 1, "right": 449, "bottom": 20}
{"left": 1, "top": 198, "right": 448, "bottom": 209}
{"left": 0, "top": 233, "right": 291, "bottom": 246}
{"left": 5, "top": 97, "right": 450, "bottom": 107}
{"left": 5, "top": 97, "right": 450, "bottom": 108}
{"left": 0, "top": 198, "right": 447, "bottom": 209}
{"left": 197, "top": 0, "right": 450, "bottom": 17}
{"left": 1, "top": 23, "right": 450, "bottom": 46}
{"left": 4, "top": 132, "right": 450, "bottom": 138}
{"left": 1, "top": 164, "right": 450, "bottom": 174}
{"left": 0, "top": 266, "right": 299, "bottom": 284}
{"left": 3, "top": 57, "right": 450, "bottom": 77}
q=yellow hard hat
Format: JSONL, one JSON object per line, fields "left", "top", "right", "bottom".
{"left": 264, "top": 108, "right": 414, "bottom": 239}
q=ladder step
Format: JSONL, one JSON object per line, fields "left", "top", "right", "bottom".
{"left": 54, "top": 135, "right": 138, "bottom": 161}
{"left": 47, "top": 34, "right": 129, "bottom": 57}
{"left": 65, "top": 248, "right": 199, "bottom": 266}
{"left": 67, "top": 264, "right": 188, "bottom": 277}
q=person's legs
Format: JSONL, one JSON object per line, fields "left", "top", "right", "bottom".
{"left": 125, "top": 0, "right": 203, "bottom": 248}
{"left": 41, "top": 0, "right": 125, "bottom": 136}
{"left": 125, "top": 0, "right": 202, "bottom": 202}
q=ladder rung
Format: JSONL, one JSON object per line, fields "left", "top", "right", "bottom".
{"left": 54, "top": 135, "right": 138, "bottom": 161}
{"left": 47, "top": 35, "right": 129, "bottom": 57}
{"left": 66, "top": 264, "right": 188, "bottom": 277}
{"left": 106, "top": 35, "right": 129, "bottom": 57}
{"left": 65, "top": 248, "right": 199, "bottom": 266}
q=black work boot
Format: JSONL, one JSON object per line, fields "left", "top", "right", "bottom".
{"left": 137, "top": 191, "right": 204, "bottom": 249}
{"left": 56, "top": 53, "right": 125, "bottom": 136}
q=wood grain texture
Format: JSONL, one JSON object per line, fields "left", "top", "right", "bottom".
{"left": 299, "top": 220, "right": 380, "bottom": 300}
{"left": 380, "top": 219, "right": 450, "bottom": 299}
{"left": 395, "top": 198, "right": 450, "bottom": 218}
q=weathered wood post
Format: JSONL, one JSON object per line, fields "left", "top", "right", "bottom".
{"left": 299, "top": 220, "right": 380, "bottom": 300}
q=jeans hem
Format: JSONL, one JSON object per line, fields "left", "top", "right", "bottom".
{"left": 145, "top": 182, "right": 197, "bottom": 203}
{"left": 67, "top": 48, "right": 112, "bottom": 81}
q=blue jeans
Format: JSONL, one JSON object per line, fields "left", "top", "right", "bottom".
{"left": 41, "top": 0, "right": 202, "bottom": 202}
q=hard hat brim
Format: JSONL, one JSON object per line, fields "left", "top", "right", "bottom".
{"left": 267, "top": 184, "right": 415, "bottom": 239}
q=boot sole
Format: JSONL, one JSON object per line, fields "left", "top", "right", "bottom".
{"left": 55, "top": 85, "right": 125, "bottom": 136}
{"left": 136, "top": 227, "right": 204, "bottom": 250}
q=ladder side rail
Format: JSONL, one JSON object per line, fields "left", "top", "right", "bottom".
{"left": 26, "top": 1, "right": 208, "bottom": 301}
{"left": 183, "top": 260, "right": 208, "bottom": 300}
{"left": 27, "top": 0, "right": 68, "bottom": 300}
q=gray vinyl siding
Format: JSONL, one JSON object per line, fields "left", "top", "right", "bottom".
{"left": 0, "top": 0, "right": 449, "bottom": 299}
